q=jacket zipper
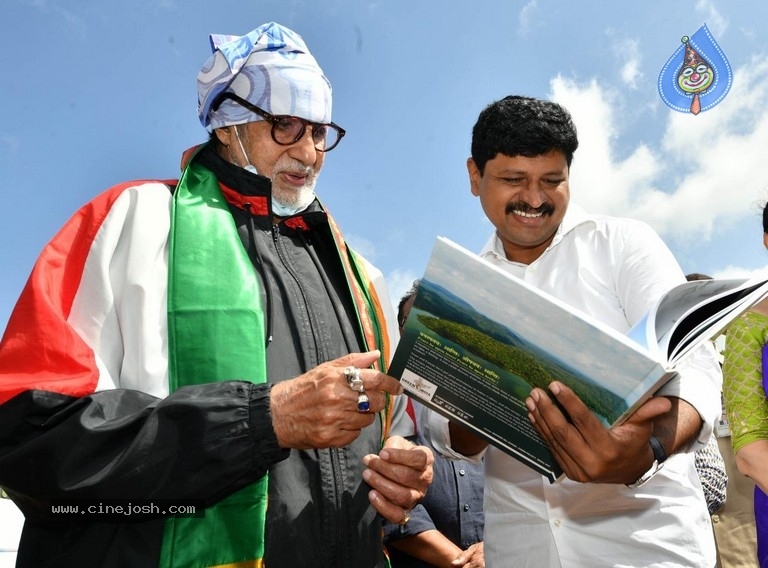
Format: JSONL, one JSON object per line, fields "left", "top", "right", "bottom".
{"left": 271, "top": 222, "right": 346, "bottom": 565}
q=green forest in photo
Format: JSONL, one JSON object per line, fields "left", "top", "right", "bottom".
{"left": 417, "top": 314, "right": 628, "bottom": 424}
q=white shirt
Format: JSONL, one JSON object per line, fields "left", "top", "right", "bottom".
{"left": 427, "top": 204, "right": 721, "bottom": 568}
{"left": 0, "top": 496, "right": 22, "bottom": 567}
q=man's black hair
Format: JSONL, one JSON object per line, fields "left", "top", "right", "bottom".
{"left": 397, "top": 279, "right": 421, "bottom": 329}
{"left": 470, "top": 95, "right": 579, "bottom": 175}
{"left": 685, "top": 273, "right": 712, "bottom": 281}
{"left": 763, "top": 201, "right": 768, "bottom": 234}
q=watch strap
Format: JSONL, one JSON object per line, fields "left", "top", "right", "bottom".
{"left": 648, "top": 434, "right": 668, "bottom": 464}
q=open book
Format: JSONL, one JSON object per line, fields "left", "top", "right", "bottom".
{"left": 388, "top": 237, "right": 768, "bottom": 482}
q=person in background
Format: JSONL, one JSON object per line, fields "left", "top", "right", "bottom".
{"left": 712, "top": 400, "right": 760, "bottom": 568}
{"left": 687, "top": 272, "right": 759, "bottom": 568}
{"left": 685, "top": 272, "right": 758, "bottom": 568}
{"left": 684, "top": 273, "right": 728, "bottom": 518}
{"left": 722, "top": 201, "right": 768, "bottom": 568}
{"left": 428, "top": 94, "right": 722, "bottom": 567}
{"left": 0, "top": 22, "right": 432, "bottom": 568}
{"left": 384, "top": 280, "right": 485, "bottom": 568}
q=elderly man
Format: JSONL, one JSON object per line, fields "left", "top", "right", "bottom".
{"left": 0, "top": 22, "right": 432, "bottom": 568}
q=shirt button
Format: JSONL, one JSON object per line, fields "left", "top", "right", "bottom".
{"left": 459, "top": 469, "right": 466, "bottom": 476}
{"left": 712, "top": 514, "right": 720, "bottom": 523}
{"left": 553, "top": 519, "right": 561, "bottom": 528}
{"left": 463, "top": 504, "right": 470, "bottom": 512}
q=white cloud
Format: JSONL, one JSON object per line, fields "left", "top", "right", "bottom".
{"left": 348, "top": 235, "right": 419, "bottom": 313}
{"left": 695, "top": 0, "right": 728, "bottom": 37}
{"left": 383, "top": 10, "right": 763, "bottom": 305}
{"left": 345, "top": 233, "right": 377, "bottom": 262}
{"left": 549, "top": 76, "right": 658, "bottom": 214}
{"left": 611, "top": 36, "right": 643, "bottom": 90}
{"left": 386, "top": 268, "right": 420, "bottom": 313}
{"left": 713, "top": 264, "right": 768, "bottom": 280}
{"left": 549, "top": 55, "right": 768, "bottom": 244}
{"left": 642, "top": 57, "right": 768, "bottom": 238}
{"left": 518, "top": 0, "right": 538, "bottom": 35}
{"left": 0, "top": 135, "right": 19, "bottom": 153}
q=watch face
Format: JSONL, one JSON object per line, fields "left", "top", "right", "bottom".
{"left": 714, "top": 417, "right": 731, "bottom": 438}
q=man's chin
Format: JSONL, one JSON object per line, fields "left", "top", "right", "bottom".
{"left": 273, "top": 186, "right": 315, "bottom": 209}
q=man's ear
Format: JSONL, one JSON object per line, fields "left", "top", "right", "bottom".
{"left": 467, "top": 157, "right": 481, "bottom": 197}
{"left": 214, "top": 126, "right": 232, "bottom": 148}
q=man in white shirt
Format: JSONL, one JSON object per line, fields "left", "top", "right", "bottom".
{"left": 427, "top": 95, "right": 721, "bottom": 567}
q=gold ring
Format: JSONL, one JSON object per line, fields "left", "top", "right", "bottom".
{"left": 398, "top": 509, "right": 410, "bottom": 526}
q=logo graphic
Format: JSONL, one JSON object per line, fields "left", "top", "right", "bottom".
{"left": 658, "top": 23, "right": 732, "bottom": 115}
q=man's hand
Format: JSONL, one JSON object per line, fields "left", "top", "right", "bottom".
{"left": 452, "top": 542, "right": 484, "bottom": 568}
{"left": 526, "top": 381, "right": 672, "bottom": 484}
{"left": 270, "top": 351, "right": 403, "bottom": 449}
{"left": 363, "top": 435, "right": 434, "bottom": 524}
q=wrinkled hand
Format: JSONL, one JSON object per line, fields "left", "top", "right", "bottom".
{"left": 526, "top": 381, "right": 672, "bottom": 484}
{"left": 363, "top": 435, "right": 434, "bottom": 523}
{"left": 270, "top": 351, "right": 403, "bottom": 449}
{"left": 452, "top": 542, "right": 484, "bottom": 568}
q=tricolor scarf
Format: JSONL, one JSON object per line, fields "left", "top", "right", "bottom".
{"left": 160, "top": 150, "right": 393, "bottom": 567}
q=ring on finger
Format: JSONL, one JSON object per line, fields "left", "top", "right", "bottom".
{"left": 357, "top": 391, "right": 370, "bottom": 412}
{"left": 344, "top": 366, "right": 364, "bottom": 392}
{"left": 398, "top": 508, "right": 411, "bottom": 526}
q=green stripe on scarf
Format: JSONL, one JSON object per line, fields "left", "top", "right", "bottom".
{"left": 160, "top": 146, "right": 395, "bottom": 567}
{"left": 162, "top": 155, "right": 268, "bottom": 568}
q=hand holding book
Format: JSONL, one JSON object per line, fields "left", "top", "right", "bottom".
{"left": 526, "top": 381, "right": 673, "bottom": 484}
{"left": 389, "top": 237, "right": 768, "bottom": 481}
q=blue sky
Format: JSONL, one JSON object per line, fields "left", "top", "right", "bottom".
{"left": 2, "top": 0, "right": 768, "bottom": 331}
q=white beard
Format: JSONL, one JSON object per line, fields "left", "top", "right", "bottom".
{"left": 270, "top": 156, "right": 318, "bottom": 216}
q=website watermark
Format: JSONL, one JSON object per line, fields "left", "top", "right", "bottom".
{"left": 49, "top": 499, "right": 204, "bottom": 519}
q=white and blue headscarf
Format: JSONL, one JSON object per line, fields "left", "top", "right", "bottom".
{"left": 197, "top": 22, "right": 332, "bottom": 131}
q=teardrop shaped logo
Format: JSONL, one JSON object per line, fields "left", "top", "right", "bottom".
{"left": 657, "top": 23, "right": 733, "bottom": 114}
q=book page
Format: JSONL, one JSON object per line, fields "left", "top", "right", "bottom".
{"left": 389, "top": 237, "right": 670, "bottom": 481}
{"left": 667, "top": 281, "right": 768, "bottom": 364}
{"left": 628, "top": 279, "right": 745, "bottom": 362}
{"left": 629, "top": 277, "right": 768, "bottom": 364}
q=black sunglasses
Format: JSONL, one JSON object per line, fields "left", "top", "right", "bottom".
{"left": 212, "top": 93, "right": 346, "bottom": 152}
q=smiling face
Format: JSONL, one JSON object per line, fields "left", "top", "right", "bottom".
{"left": 469, "top": 150, "right": 570, "bottom": 265}
{"left": 677, "top": 62, "right": 714, "bottom": 94}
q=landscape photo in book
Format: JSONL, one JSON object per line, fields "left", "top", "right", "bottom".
{"left": 388, "top": 238, "right": 675, "bottom": 481}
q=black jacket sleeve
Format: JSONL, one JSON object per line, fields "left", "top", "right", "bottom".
{"left": 0, "top": 381, "right": 289, "bottom": 519}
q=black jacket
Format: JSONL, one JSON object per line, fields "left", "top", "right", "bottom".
{"left": 0, "top": 145, "right": 399, "bottom": 567}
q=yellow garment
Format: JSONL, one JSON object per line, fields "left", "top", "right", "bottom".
{"left": 723, "top": 311, "right": 768, "bottom": 452}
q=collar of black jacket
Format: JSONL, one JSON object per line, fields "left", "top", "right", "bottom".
{"left": 192, "top": 142, "right": 325, "bottom": 231}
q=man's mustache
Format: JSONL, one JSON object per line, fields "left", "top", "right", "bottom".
{"left": 505, "top": 202, "right": 555, "bottom": 216}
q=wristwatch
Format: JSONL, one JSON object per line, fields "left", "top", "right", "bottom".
{"left": 626, "top": 435, "right": 667, "bottom": 488}
{"left": 648, "top": 434, "right": 668, "bottom": 463}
